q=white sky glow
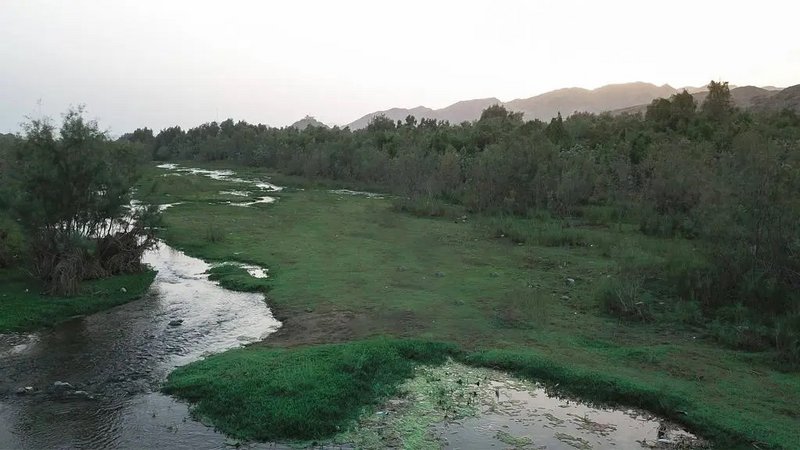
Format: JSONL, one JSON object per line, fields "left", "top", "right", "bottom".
{"left": 1, "top": 0, "right": 798, "bottom": 133}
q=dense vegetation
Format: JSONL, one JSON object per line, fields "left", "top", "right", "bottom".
{"left": 129, "top": 81, "right": 800, "bottom": 365}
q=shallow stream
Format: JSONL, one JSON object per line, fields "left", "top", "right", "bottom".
{"left": 0, "top": 243, "right": 281, "bottom": 449}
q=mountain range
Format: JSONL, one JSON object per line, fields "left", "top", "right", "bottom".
{"left": 341, "top": 82, "right": 796, "bottom": 129}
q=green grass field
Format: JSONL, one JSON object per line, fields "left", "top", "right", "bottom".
{"left": 144, "top": 164, "right": 800, "bottom": 449}
{"left": 0, "top": 268, "right": 155, "bottom": 333}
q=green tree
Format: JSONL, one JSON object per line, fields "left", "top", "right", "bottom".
{"left": 702, "top": 80, "right": 734, "bottom": 122}
{"left": 670, "top": 89, "right": 696, "bottom": 130}
{"left": 3, "top": 108, "right": 157, "bottom": 294}
{"left": 479, "top": 104, "right": 521, "bottom": 122}
{"left": 545, "top": 112, "right": 569, "bottom": 145}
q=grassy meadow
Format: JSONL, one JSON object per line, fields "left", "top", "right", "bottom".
{"left": 141, "top": 164, "right": 800, "bottom": 449}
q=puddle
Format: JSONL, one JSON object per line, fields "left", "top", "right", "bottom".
{"left": 329, "top": 189, "right": 384, "bottom": 198}
{"left": 215, "top": 261, "right": 269, "bottom": 279}
{"left": 158, "top": 202, "right": 183, "bottom": 211}
{"left": 339, "top": 361, "right": 708, "bottom": 449}
{"left": 228, "top": 196, "right": 276, "bottom": 207}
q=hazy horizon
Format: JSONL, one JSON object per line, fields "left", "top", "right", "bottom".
{"left": 2, "top": 0, "right": 799, "bottom": 134}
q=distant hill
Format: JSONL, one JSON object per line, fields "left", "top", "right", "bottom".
{"left": 504, "top": 82, "right": 679, "bottom": 121}
{"left": 435, "top": 98, "right": 503, "bottom": 123}
{"left": 752, "top": 84, "right": 800, "bottom": 112}
{"left": 346, "top": 82, "right": 796, "bottom": 129}
{"left": 290, "top": 116, "right": 329, "bottom": 130}
{"left": 347, "top": 83, "right": 696, "bottom": 129}
{"left": 611, "top": 85, "right": 791, "bottom": 116}
{"left": 347, "top": 99, "right": 499, "bottom": 130}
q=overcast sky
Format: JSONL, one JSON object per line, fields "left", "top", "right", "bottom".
{"left": 2, "top": 0, "right": 798, "bottom": 134}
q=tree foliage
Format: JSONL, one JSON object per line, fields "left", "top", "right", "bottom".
{"left": 702, "top": 80, "right": 734, "bottom": 122}
{"left": 2, "top": 109, "right": 157, "bottom": 294}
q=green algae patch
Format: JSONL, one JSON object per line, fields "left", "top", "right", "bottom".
{"left": 335, "top": 359, "right": 708, "bottom": 450}
{"left": 333, "top": 359, "right": 485, "bottom": 449}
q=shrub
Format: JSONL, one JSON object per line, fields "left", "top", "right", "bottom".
{"left": 774, "top": 313, "right": 800, "bottom": 367}
{"left": 597, "top": 276, "right": 653, "bottom": 322}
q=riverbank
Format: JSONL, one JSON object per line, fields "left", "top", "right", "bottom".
{"left": 0, "top": 268, "right": 155, "bottom": 333}
{"left": 144, "top": 163, "right": 799, "bottom": 449}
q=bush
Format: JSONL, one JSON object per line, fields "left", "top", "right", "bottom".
{"left": 708, "top": 319, "right": 772, "bottom": 352}
{"left": 597, "top": 277, "right": 654, "bottom": 322}
{"left": 774, "top": 313, "right": 800, "bottom": 367}
{"left": 0, "top": 228, "right": 12, "bottom": 268}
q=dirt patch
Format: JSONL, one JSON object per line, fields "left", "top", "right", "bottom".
{"left": 259, "top": 309, "right": 364, "bottom": 347}
{"left": 259, "top": 307, "right": 425, "bottom": 348}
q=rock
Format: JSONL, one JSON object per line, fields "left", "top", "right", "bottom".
{"left": 434, "top": 271, "right": 445, "bottom": 278}
{"left": 15, "top": 386, "right": 34, "bottom": 395}
{"left": 561, "top": 295, "right": 570, "bottom": 300}
{"left": 565, "top": 278, "right": 575, "bottom": 285}
{"left": 53, "top": 381, "right": 73, "bottom": 390}
{"left": 120, "top": 287, "right": 127, "bottom": 293}
{"left": 489, "top": 272, "right": 500, "bottom": 278}
{"left": 224, "top": 437, "right": 242, "bottom": 448}
{"left": 168, "top": 319, "right": 184, "bottom": 327}
{"left": 69, "top": 390, "right": 94, "bottom": 399}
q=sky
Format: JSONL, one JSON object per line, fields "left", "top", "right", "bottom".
{"left": 1, "top": 0, "right": 799, "bottom": 134}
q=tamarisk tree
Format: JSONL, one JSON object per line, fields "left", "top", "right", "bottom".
{"left": 3, "top": 108, "right": 158, "bottom": 294}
